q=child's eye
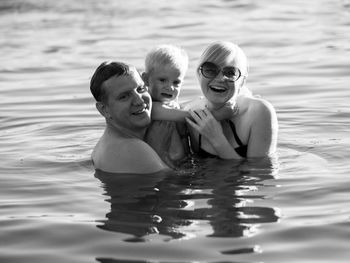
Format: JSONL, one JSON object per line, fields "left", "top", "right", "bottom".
{"left": 159, "top": 78, "right": 167, "bottom": 83}
{"left": 173, "top": 80, "right": 181, "bottom": 86}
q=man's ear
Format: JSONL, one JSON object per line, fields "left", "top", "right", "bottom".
{"left": 141, "top": 72, "right": 149, "bottom": 86}
{"left": 96, "top": 102, "right": 111, "bottom": 119}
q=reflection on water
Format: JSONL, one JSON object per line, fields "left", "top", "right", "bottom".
{"left": 96, "top": 156, "right": 280, "bottom": 244}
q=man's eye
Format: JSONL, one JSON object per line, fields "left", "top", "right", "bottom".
{"left": 118, "top": 93, "right": 129, "bottom": 100}
{"left": 137, "top": 86, "right": 148, "bottom": 93}
{"left": 159, "top": 78, "right": 167, "bottom": 83}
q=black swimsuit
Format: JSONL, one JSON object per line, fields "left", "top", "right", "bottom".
{"left": 197, "top": 120, "right": 247, "bottom": 158}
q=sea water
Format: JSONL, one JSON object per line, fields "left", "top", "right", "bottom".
{"left": 1, "top": 0, "right": 350, "bottom": 262}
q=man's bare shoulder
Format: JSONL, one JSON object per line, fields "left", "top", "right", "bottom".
{"left": 92, "top": 137, "right": 168, "bottom": 174}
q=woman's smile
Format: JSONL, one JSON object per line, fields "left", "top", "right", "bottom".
{"left": 209, "top": 84, "right": 228, "bottom": 93}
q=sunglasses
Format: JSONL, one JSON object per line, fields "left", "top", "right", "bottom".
{"left": 199, "top": 62, "right": 242, "bottom": 82}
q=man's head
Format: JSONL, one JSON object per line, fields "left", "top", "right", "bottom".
{"left": 90, "top": 61, "right": 152, "bottom": 134}
{"left": 90, "top": 61, "right": 133, "bottom": 103}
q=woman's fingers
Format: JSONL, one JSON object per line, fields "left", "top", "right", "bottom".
{"left": 190, "top": 108, "right": 212, "bottom": 120}
{"left": 185, "top": 117, "right": 200, "bottom": 131}
{"left": 202, "top": 108, "right": 213, "bottom": 118}
{"left": 189, "top": 109, "right": 202, "bottom": 122}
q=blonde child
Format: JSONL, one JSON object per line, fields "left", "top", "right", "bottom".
{"left": 142, "top": 45, "right": 190, "bottom": 164}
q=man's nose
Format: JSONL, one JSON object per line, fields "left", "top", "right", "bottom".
{"left": 132, "top": 92, "right": 145, "bottom": 105}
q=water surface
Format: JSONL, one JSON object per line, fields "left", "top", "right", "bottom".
{"left": 1, "top": 0, "right": 350, "bottom": 262}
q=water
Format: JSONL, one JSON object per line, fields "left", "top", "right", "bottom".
{"left": 1, "top": 0, "right": 350, "bottom": 262}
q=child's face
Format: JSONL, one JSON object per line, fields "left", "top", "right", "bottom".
{"left": 147, "top": 65, "right": 185, "bottom": 103}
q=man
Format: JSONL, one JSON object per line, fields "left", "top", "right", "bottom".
{"left": 90, "top": 61, "right": 170, "bottom": 174}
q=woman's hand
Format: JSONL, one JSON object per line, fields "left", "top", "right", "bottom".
{"left": 186, "top": 108, "right": 242, "bottom": 160}
{"left": 186, "top": 108, "right": 225, "bottom": 142}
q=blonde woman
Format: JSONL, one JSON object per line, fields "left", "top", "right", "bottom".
{"left": 185, "top": 41, "right": 278, "bottom": 159}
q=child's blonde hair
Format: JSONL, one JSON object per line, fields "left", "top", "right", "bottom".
{"left": 145, "top": 44, "right": 189, "bottom": 74}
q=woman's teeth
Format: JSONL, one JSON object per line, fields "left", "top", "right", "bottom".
{"left": 210, "top": 85, "right": 227, "bottom": 93}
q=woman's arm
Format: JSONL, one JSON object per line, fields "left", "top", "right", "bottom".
{"left": 246, "top": 99, "right": 278, "bottom": 157}
{"left": 186, "top": 99, "right": 278, "bottom": 159}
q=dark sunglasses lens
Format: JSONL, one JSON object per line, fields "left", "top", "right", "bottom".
{"left": 222, "top": 67, "right": 240, "bottom": 80}
{"left": 201, "top": 62, "right": 219, "bottom": 78}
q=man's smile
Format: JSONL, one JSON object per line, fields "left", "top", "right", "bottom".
{"left": 132, "top": 104, "right": 150, "bottom": 115}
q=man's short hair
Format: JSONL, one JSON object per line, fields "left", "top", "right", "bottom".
{"left": 90, "top": 61, "right": 134, "bottom": 102}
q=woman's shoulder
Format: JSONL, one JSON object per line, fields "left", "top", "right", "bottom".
{"left": 239, "top": 95, "right": 275, "bottom": 115}
{"left": 236, "top": 95, "right": 277, "bottom": 128}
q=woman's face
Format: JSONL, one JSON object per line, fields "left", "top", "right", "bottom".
{"left": 198, "top": 56, "right": 245, "bottom": 107}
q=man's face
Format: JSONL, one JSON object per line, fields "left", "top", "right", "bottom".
{"left": 102, "top": 71, "right": 152, "bottom": 132}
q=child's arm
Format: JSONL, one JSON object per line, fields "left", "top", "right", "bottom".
{"left": 151, "top": 101, "right": 238, "bottom": 122}
{"left": 151, "top": 101, "right": 189, "bottom": 121}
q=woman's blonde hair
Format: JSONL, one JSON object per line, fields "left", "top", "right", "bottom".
{"left": 197, "top": 41, "right": 249, "bottom": 77}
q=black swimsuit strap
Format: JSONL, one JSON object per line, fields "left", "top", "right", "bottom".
{"left": 228, "top": 120, "right": 243, "bottom": 146}
{"left": 198, "top": 134, "right": 202, "bottom": 151}
{"left": 198, "top": 121, "right": 247, "bottom": 158}
{"left": 199, "top": 121, "right": 243, "bottom": 147}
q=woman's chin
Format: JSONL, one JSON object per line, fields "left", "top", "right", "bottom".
{"left": 206, "top": 95, "right": 229, "bottom": 106}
